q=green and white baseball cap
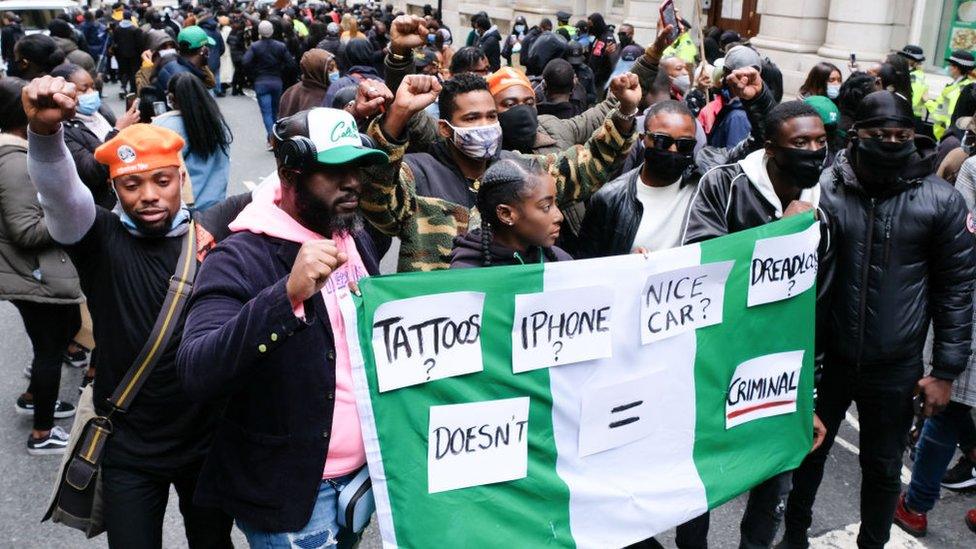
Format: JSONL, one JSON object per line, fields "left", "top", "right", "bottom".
{"left": 306, "top": 108, "right": 389, "bottom": 166}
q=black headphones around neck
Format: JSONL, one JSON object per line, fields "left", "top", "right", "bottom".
{"left": 272, "top": 117, "right": 379, "bottom": 171}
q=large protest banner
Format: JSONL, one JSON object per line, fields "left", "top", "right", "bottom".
{"left": 342, "top": 213, "right": 820, "bottom": 548}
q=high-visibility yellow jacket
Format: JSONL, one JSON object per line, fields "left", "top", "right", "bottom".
{"left": 662, "top": 31, "right": 697, "bottom": 65}
{"left": 910, "top": 68, "right": 929, "bottom": 118}
{"left": 557, "top": 24, "right": 578, "bottom": 38}
{"left": 927, "top": 76, "right": 974, "bottom": 140}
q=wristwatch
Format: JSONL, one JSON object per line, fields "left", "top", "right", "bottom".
{"left": 388, "top": 50, "right": 408, "bottom": 63}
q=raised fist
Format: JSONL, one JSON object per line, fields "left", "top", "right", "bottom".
{"left": 609, "top": 73, "right": 641, "bottom": 115}
{"left": 392, "top": 74, "right": 442, "bottom": 115}
{"left": 726, "top": 66, "right": 764, "bottom": 101}
{"left": 350, "top": 80, "right": 394, "bottom": 121}
{"left": 22, "top": 76, "right": 78, "bottom": 135}
{"left": 390, "top": 15, "right": 428, "bottom": 55}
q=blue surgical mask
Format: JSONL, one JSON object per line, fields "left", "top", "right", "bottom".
{"left": 76, "top": 91, "right": 101, "bottom": 115}
{"left": 328, "top": 71, "right": 340, "bottom": 83}
{"left": 826, "top": 84, "right": 840, "bottom": 99}
{"left": 119, "top": 206, "right": 190, "bottom": 235}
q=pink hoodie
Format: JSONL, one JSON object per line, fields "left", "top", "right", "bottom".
{"left": 229, "top": 181, "right": 366, "bottom": 478}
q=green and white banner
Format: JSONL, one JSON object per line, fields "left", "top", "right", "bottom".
{"left": 342, "top": 213, "right": 820, "bottom": 548}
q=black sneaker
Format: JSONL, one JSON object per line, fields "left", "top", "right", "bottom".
{"left": 942, "top": 455, "right": 976, "bottom": 491}
{"left": 27, "top": 426, "right": 70, "bottom": 455}
{"left": 62, "top": 348, "right": 89, "bottom": 369}
{"left": 15, "top": 395, "right": 76, "bottom": 419}
{"left": 78, "top": 374, "right": 94, "bottom": 394}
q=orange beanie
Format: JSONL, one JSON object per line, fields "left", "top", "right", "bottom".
{"left": 94, "top": 124, "right": 185, "bottom": 179}
{"left": 486, "top": 67, "right": 533, "bottom": 97}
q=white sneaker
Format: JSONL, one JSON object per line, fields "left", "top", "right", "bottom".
{"left": 27, "top": 426, "right": 70, "bottom": 455}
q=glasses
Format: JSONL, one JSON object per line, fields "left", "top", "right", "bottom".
{"left": 645, "top": 133, "right": 697, "bottom": 155}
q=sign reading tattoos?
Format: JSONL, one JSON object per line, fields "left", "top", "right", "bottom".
{"left": 371, "top": 292, "right": 485, "bottom": 392}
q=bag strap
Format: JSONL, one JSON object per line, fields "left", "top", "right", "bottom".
{"left": 106, "top": 221, "right": 198, "bottom": 415}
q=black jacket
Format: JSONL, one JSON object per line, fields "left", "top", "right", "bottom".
{"left": 450, "top": 228, "right": 572, "bottom": 268}
{"left": 818, "top": 142, "right": 976, "bottom": 378}
{"left": 112, "top": 23, "right": 143, "bottom": 58}
{"left": 242, "top": 38, "right": 294, "bottom": 82}
{"left": 177, "top": 229, "right": 381, "bottom": 532}
{"left": 62, "top": 109, "right": 118, "bottom": 210}
{"left": 477, "top": 28, "right": 502, "bottom": 72}
{"left": 578, "top": 86, "right": 775, "bottom": 259}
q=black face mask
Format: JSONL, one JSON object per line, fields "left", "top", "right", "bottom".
{"left": 643, "top": 146, "right": 694, "bottom": 182}
{"left": 852, "top": 136, "right": 917, "bottom": 194}
{"left": 771, "top": 146, "right": 827, "bottom": 189}
{"left": 618, "top": 33, "right": 632, "bottom": 46}
{"left": 498, "top": 105, "right": 539, "bottom": 153}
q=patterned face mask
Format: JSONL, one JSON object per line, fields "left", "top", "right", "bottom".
{"left": 446, "top": 122, "right": 502, "bottom": 160}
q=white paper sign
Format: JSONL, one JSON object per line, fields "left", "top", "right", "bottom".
{"left": 640, "top": 261, "right": 735, "bottom": 344}
{"left": 726, "top": 350, "right": 804, "bottom": 429}
{"left": 511, "top": 286, "right": 614, "bottom": 373}
{"left": 748, "top": 223, "right": 820, "bottom": 307}
{"left": 578, "top": 372, "right": 663, "bottom": 457}
{"left": 371, "top": 291, "right": 485, "bottom": 392}
{"left": 427, "top": 397, "right": 530, "bottom": 493}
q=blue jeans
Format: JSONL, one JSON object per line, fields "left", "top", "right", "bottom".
{"left": 254, "top": 78, "right": 283, "bottom": 139}
{"left": 905, "top": 402, "right": 974, "bottom": 512}
{"left": 237, "top": 474, "right": 354, "bottom": 548}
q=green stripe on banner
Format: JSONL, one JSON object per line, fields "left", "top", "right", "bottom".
{"left": 354, "top": 263, "right": 575, "bottom": 548}
{"left": 693, "top": 213, "right": 816, "bottom": 507}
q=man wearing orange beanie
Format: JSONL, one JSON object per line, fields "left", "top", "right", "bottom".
{"left": 24, "top": 75, "right": 233, "bottom": 547}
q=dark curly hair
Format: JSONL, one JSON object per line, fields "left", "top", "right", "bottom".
{"left": 438, "top": 72, "right": 490, "bottom": 122}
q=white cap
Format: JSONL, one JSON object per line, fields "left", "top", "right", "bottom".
{"left": 305, "top": 108, "right": 388, "bottom": 166}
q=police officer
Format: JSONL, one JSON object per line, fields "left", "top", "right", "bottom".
{"left": 555, "top": 10, "right": 577, "bottom": 39}
{"left": 897, "top": 45, "right": 928, "bottom": 118}
{"left": 926, "top": 49, "right": 975, "bottom": 140}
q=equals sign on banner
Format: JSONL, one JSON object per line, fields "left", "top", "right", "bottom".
{"left": 609, "top": 400, "right": 642, "bottom": 429}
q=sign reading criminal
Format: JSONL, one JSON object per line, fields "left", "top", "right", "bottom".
{"left": 726, "top": 350, "right": 804, "bottom": 429}
{"left": 371, "top": 291, "right": 485, "bottom": 392}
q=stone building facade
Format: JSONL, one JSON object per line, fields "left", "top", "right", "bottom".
{"left": 402, "top": 0, "right": 971, "bottom": 96}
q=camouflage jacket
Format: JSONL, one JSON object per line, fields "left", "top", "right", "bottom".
{"left": 360, "top": 113, "right": 637, "bottom": 272}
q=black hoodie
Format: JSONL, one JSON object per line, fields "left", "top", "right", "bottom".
{"left": 450, "top": 229, "right": 572, "bottom": 269}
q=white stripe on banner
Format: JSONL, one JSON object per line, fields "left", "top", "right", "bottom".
{"left": 545, "top": 247, "right": 709, "bottom": 549}
{"left": 340, "top": 293, "right": 398, "bottom": 548}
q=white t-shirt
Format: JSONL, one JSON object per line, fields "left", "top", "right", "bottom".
{"left": 632, "top": 176, "right": 696, "bottom": 253}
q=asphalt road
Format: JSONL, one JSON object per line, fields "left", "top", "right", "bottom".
{"left": 1, "top": 82, "right": 974, "bottom": 548}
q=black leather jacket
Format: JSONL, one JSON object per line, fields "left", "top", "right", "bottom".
{"left": 819, "top": 142, "right": 976, "bottom": 378}
{"left": 575, "top": 84, "right": 772, "bottom": 259}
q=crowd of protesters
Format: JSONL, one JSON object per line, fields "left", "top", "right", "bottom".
{"left": 4, "top": 0, "right": 976, "bottom": 548}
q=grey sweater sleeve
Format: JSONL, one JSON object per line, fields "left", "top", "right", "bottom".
{"left": 27, "top": 126, "right": 97, "bottom": 245}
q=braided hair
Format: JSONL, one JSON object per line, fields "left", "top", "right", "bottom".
{"left": 475, "top": 157, "right": 547, "bottom": 267}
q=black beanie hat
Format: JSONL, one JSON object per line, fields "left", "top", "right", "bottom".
{"left": 852, "top": 90, "right": 915, "bottom": 130}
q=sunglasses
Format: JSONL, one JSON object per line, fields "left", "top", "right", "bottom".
{"left": 645, "top": 133, "right": 697, "bottom": 155}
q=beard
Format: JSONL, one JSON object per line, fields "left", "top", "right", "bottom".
{"left": 295, "top": 181, "right": 363, "bottom": 237}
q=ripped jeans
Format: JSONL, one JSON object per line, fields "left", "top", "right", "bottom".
{"left": 237, "top": 474, "right": 355, "bottom": 549}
